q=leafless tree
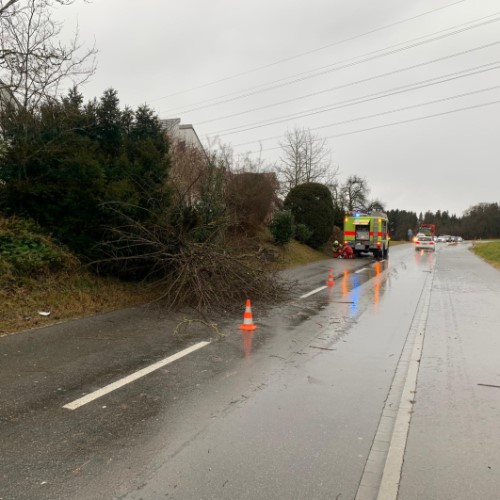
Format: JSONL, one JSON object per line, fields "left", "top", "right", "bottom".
{"left": 277, "top": 126, "right": 337, "bottom": 194}
{"left": 341, "top": 175, "right": 370, "bottom": 212}
{"left": 0, "top": 0, "right": 96, "bottom": 110}
{"left": 364, "top": 199, "right": 385, "bottom": 212}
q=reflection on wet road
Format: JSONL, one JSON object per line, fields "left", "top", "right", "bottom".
{"left": 4, "top": 239, "right": 483, "bottom": 500}
{"left": 122, "top": 246, "right": 436, "bottom": 500}
{"left": 5, "top": 243, "right": 474, "bottom": 500}
{"left": 240, "top": 248, "right": 436, "bottom": 361}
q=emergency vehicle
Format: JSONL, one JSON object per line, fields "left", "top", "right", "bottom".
{"left": 343, "top": 210, "right": 390, "bottom": 259}
{"left": 417, "top": 223, "right": 436, "bottom": 238}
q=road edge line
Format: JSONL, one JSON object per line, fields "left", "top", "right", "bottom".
{"left": 355, "top": 263, "right": 434, "bottom": 500}
{"left": 377, "top": 270, "right": 433, "bottom": 499}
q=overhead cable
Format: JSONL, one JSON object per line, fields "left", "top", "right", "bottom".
{"left": 242, "top": 100, "right": 500, "bottom": 154}
{"left": 163, "top": 11, "right": 500, "bottom": 116}
{"left": 198, "top": 40, "right": 500, "bottom": 126}
{"left": 235, "top": 85, "right": 500, "bottom": 149}
{"left": 149, "top": 0, "right": 466, "bottom": 103}
{"left": 206, "top": 62, "right": 500, "bottom": 137}
{"left": 310, "top": 100, "right": 500, "bottom": 142}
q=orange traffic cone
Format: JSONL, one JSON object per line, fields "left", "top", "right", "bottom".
{"left": 239, "top": 299, "right": 257, "bottom": 331}
{"left": 326, "top": 268, "right": 335, "bottom": 286}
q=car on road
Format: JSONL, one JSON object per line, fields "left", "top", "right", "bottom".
{"left": 415, "top": 235, "right": 436, "bottom": 251}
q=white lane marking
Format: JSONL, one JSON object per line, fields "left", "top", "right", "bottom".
{"left": 300, "top": 286, "right": 328, "bottom": 299}
{"left": 63, "top": 341, "right": 210, "bottom": 410}
{"left": 355, "top": 268, "right": 367, "bottom": 273}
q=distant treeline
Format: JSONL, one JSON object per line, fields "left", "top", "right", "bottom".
{"left": 387, "top": 204, "right": 500, "bottom": 241}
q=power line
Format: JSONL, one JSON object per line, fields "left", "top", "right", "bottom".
{"left": 148, "top": 0, "right": 466, "bottom": 103}
{"left": 162, "top": 11, "right": 500, "bottom": 116}
{"left": 236, "top": 85, "right": 500, "bottom": 150}
{"left": 197, "top": 40, "right": 500, "bottom": 126}
{"left": 320, "top": 100, "right": 500, "bottom": 142}
{"left": 242, "top": 100, "right": 500, "bottom": 154}
{"left": 206, "top": 62, "right": 500, "bottom": 137}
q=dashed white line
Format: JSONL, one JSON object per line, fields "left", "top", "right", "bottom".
{"left": 63, "top": 341, "right": 210, "bottom": 410}
{"left": 300, "top": 285, "right": 328, "bottom": 299}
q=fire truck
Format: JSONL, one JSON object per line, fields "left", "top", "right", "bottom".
{"left": 417, "top": 223, "right": 436, "bottom": 238}
{"left": 343, "top": 210, "right": 390, "bottom": 259}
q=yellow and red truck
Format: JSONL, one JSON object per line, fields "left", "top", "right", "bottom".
{"left": 417, "top": 223, "right": 436, "bottom": 238}
{"left": 343, "top": 210, "right": 390, "bottom": 259}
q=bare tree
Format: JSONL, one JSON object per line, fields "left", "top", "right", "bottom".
{"left": 277, "top": 126, "right": 337, "bottom": 194}
{"left": 0, "top": 0, "right": 78, "bottom": 17}
{"left": 364, "top": 199, "right": 385, "bottom": 212}
{"left": 0, "top": 0, "right": 96, "bottom": 110}
{"left": 342, "top": 175, "right": 370, "bottom": 212}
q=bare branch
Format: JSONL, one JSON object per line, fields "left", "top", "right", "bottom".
{"left": 277, "top": 126, "right": 336, "bottom": 196}
{"left": 0, "top": 0, "right": 97, "bottom": 109}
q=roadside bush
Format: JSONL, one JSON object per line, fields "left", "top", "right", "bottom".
{"left": 270, "top": 210, "right": 294, "bottom": 246}
{"left": 0, "top": 215, "right": 78, "bottom": 283}
{"left": 284, "top": 182, "right": 335, "bottom": 249}
{"left": 294, "top": 223, "right": 313, "bottom": 244}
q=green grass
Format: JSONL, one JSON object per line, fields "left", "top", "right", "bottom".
{"left": 470, "top": 240, "right": 500, "bottom": 269}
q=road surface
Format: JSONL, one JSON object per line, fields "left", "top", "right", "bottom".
{"left": 1, "top": 242, "right": 499, "bottom": 499}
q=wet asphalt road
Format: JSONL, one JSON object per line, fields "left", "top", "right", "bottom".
{"left": 398, "top": 244, "right": 500, "bottom": 500}
{"left": 1, "top": 242, "right": 499, "bottom": 499}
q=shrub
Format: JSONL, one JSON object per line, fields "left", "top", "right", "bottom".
{"left": 294, "top": 223, "right": 313, "bottom": 244}
{"left": 0, "top": 215, "right": 77, "bottom": 283}
{"left": 270, "top": 210, "right": 294, "bottom": 245}
{"left": 284, "top": 182, "right": 335, "bottom": 249}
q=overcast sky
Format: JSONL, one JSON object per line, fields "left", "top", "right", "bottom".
{"left": 58, "top": 0, "right": 500, "bottom": 217}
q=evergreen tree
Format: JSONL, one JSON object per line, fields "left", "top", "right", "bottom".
{"left": 0, "top": 88, "right": 171, "bottom": 257}
{"left": 284, "top": 182, "right": 335, "bottom": 249}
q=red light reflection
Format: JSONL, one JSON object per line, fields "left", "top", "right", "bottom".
{"left": 373, "top": 261, "right": 381, "bottom": 306}
{"left": 241, "top": 330, "right": 254, "bottom": 359}
{"left": 342, "top": 270, "right": 349, "bottom": 297}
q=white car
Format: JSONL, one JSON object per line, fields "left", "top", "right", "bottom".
{"left": 415, "top": 235, "right": 436, "bottom": 251}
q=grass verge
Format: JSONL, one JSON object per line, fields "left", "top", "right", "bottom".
{"left": 274, "top": 240, "right": 329, "bottom": 270}
{"left": 3, "top": 221, "right": 408, "bottom": 336}
{"left": 0, "top": 270, "right": 158, "bottom": 336}
{"left": 0, "top": 222, "right": 328, "bottom": 335}
{"left": 470, "top": 240, "right": 500, "bottom": 269}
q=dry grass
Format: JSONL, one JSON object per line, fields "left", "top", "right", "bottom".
{"left": 0, "top": 270, "right": 157, "bottom": 336}
{"left": 274, "top": 240, "right": 329, "bottom": 270}
{"left": 0, "top": 224, "right": 333, "bottom": 336}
